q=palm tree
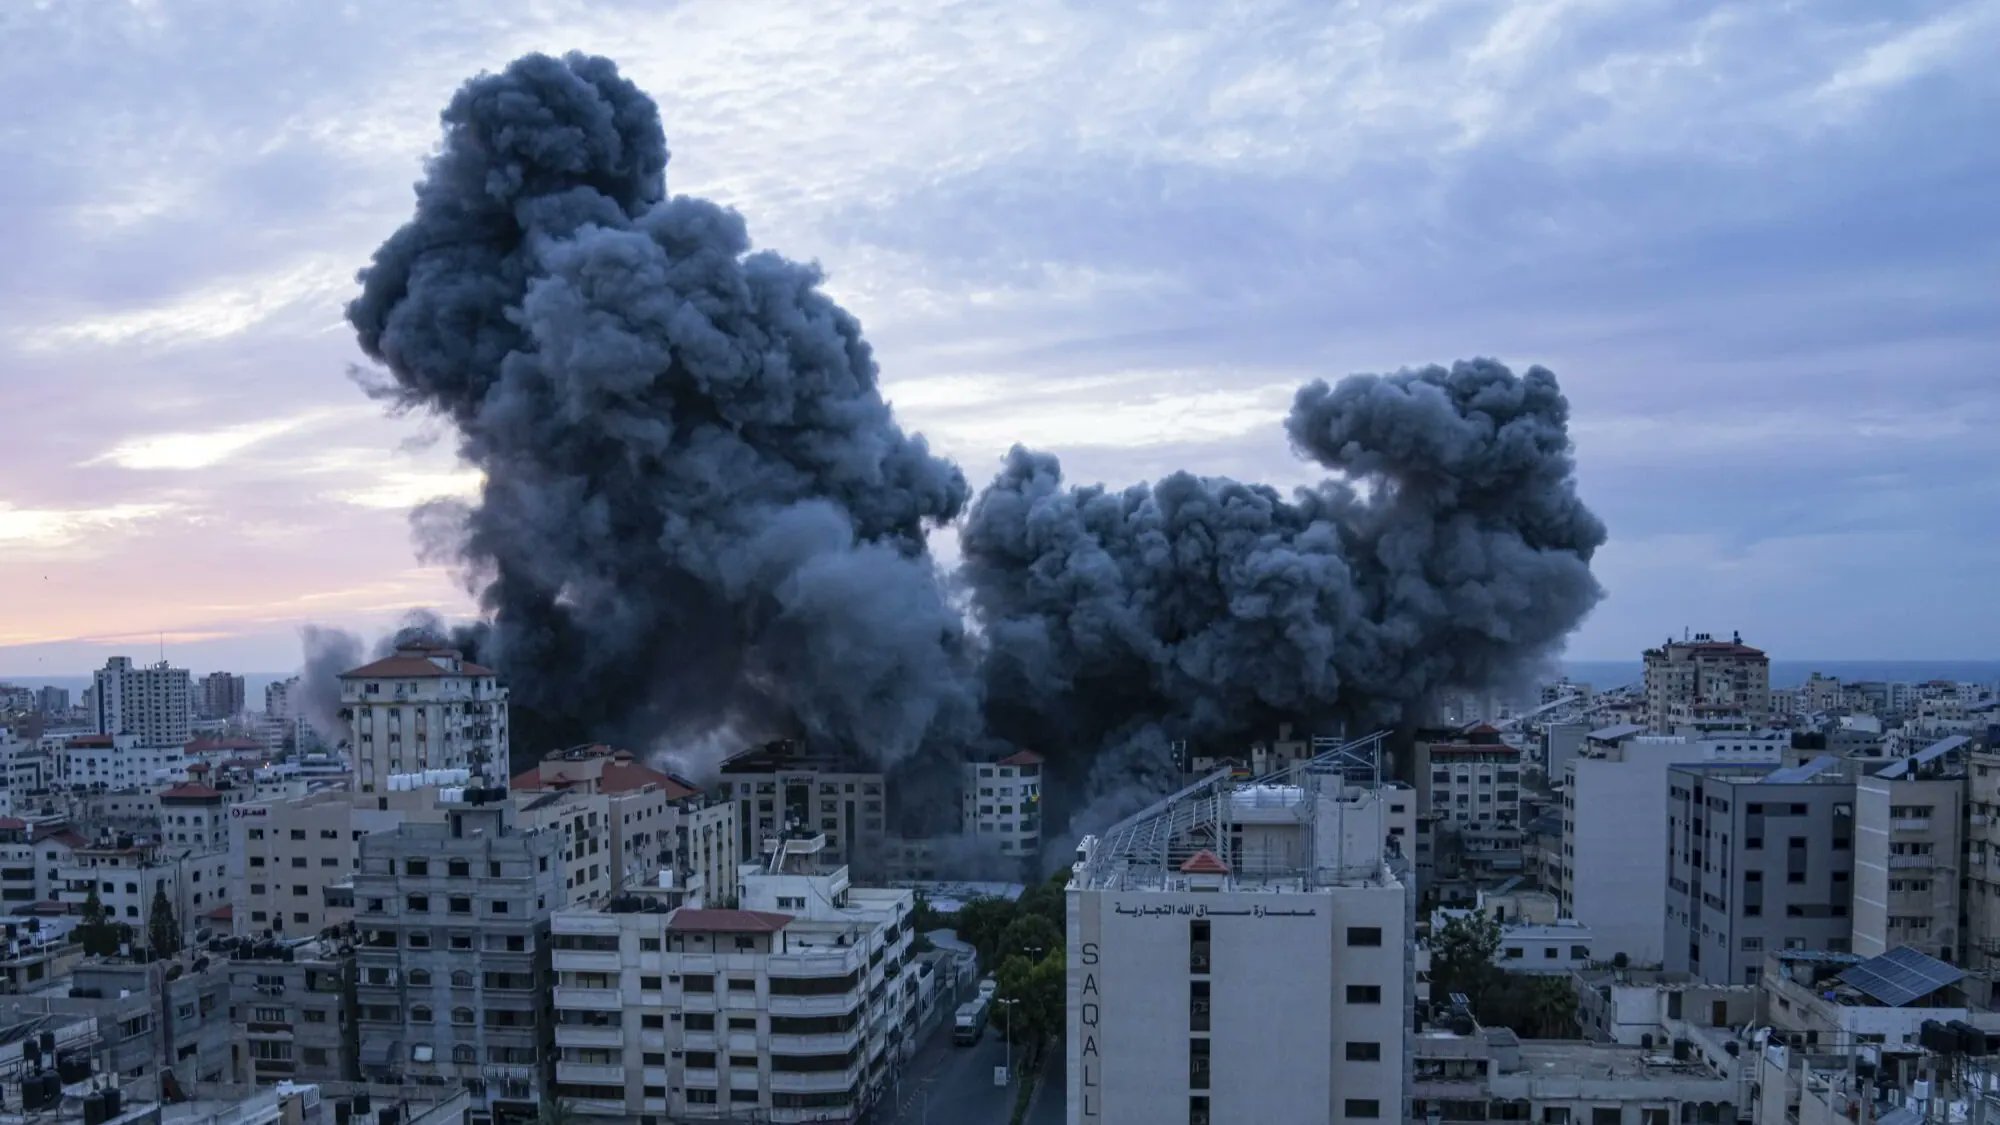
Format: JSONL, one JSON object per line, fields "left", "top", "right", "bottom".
{"left": 536, "top": 1098, "right": 575, "bottom": 1125}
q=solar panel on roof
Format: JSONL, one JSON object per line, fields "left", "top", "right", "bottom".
{"left": 1839, "top": 945, "right": 1965, "bottom": 1008}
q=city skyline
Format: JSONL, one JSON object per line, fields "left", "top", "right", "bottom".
{"left": 4, "top": 1, "right": 1997, "bottom": 674}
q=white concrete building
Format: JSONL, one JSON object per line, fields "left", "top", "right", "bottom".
{"left": 1066, "top": 736, "right": 1411, "bottom": 1125}
{"left": 55, "top": 835, "right": 230, "bottom": 949}
{"left": 1642, "top": 633, "right": 1770, "bottom": 732}
{"left": 42, "top": 732, "right": 187, "bottom": 789}
{"left": 961, "top": 749, "right": 1043, "bottom": 861}
{"left": 550, "top": 833, "right": 917, "bottom": 1123}
{"left": 1560, "top": 724, "right": 1785, "bottom": 966}
{"left": 91, "top": 656, "right": 193, "bottom": 746}
{"left": 339, "top": 643, "right": 510, "bottom": 792}
{"left": 720, "top": 741, "right": 886, "bottom": 876}
{"left": 1414, "top": 727, "right": 1524, "bottom": 880}
{"left": 512, "top": 745, "right": 739, "bottom": 900}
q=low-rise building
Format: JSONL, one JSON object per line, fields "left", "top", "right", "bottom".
{"left": 1412, "top": 1023, "right": 1742, "bottom": 1125}
{"left": 55, "top": 836, "right": 229, "bottom": 952}
{"left": 1, "top": 954, "right": 234, "bottom": 1089}
{"left": 228, "top": 934, "right": 356, "bottom": 1088}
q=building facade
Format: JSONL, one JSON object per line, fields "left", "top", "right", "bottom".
{"left": 199, "top": 673, "right": 246, "bottom": 720}
{"left": 351, "top": 794, "right": 563, "bottom": 1124}
{"left": 91, "top": 656, "right": 193, "bottom": 747}
{"left": 1664, "top": 761, "right": 1855, "bottom": 985}
{"left": 1852, "top": 765, "right": 1963, "bottom": 961}
{"left": 1414, "top": 728, "right": 1523, "bottom": 881}
{"left": 229, "top": 934, "right": 357, "bottom": 1087}
{"left": 720, "top": 742, "right": 885, "bottom": 878}
{"left": 961, "top": 750, "right": 1043, "bottom": 862}
{"left": 339, "top": 645, "right": 510, "bottom": 794}
{"left": 1642, "top": 634, "right": 1770, "bottom": 732}
{"left": 550, "top": 834, "right": 917, "bottom": 1123}
{"left": 1067, "top": 749, "right": 1411, "bottom": 1125}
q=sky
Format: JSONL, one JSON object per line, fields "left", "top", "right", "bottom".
{"left": 1, "top": 0, "right": 1995, "bottom": 680}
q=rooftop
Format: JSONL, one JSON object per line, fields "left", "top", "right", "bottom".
{"left": 668, "top": 908, "right": 794, "bottom": 935}
{"left": 339, "top": 646, "right": 494, "bottom": 680}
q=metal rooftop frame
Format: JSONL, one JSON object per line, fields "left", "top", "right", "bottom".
{"left": 1080, "top": 730, "right": 1390, "bottom": 890}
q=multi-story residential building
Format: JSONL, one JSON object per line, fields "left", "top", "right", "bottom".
{"left": 229, "top": 933, "right": 357, "bottom": 1088}
{"left": 720, "top": 741, "right": 885, "bottom": 877}
{"left": 1958, "top": 745, "right": 2000, "bottom": 983}
{"left": 1559, "top": 725, "right": 1786, "bottom": 965}
{"left": 1414, "top": 726, "right": 1523, "bottom": 881}
{"left": 36, "top": 687, "right": 70, "bottom": 716}
{"left": 0, "top": 914, "right": 83, "bottom": 991}
{"left": 512, "top": 745, "right": 735, "bottom": 898}
{"left": 339, "top": 644, "right": 510, "bottom": 793}
{"left": 230, "top": 781, "right": 457, "bottom": 939}
{"left": 1066, "top": 736, "right": 1411, "bottom": 1125}
{"left": 549, "top": 833, "right": 919, "bottom": 1123}
{"left": 351, "top": 791, "right": 563, "bottom": 1124}
{"left": 1642, "top": 633, "right": 1770, "bottom": 732}
{"left": 199, "top": 672, "right": 246, "bottom": 720}
{"left": 1664, "top": 759, "right": 1856, "bottom": 985}
{"left": 1853, "top": 741, "right": 1966, "bottom": 961}
{"left": 46, "top": 733, "right": 187, "bottom": 790}
{"left": 0, "top": 817, "right": 82, "bottom": 910}
{"left": 961, "top": 749, "right": 1043, "bottom": 863}
{"left": 156, "top": 781, "right": 246, "bottom": 851}
{"left": 91, "top": 656, "right": 193, "bottom": 747}
{"left": 55, "top": 835, "right": 230, "bottom": 950}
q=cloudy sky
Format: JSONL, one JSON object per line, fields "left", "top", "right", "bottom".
{"left": 1, "top": 0, "right": 1995, "bottom": 678}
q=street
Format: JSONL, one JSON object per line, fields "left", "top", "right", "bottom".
{"left": 877, "top": 1020, "right": 1016, "bottom": 1125}
{"left": 1023, "top": 1042, "right": 1065, "bottom": 1125}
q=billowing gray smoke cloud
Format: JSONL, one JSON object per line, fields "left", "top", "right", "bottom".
{"left": 347, "top": 53, "right": 977, "bottom": 770}
{"left": 962, "top": 359, "right": 1605, "bottom": 832}
{"left": 295, "top": 625, "right": 362, "bottom": 742}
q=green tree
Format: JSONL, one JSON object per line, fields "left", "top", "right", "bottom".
{"left": 1013, "top": 871, "right": 1067, "bottom": 932}
{"left": 147, "top": 884, "right": 180, "bottom": 956}
{"left": 994, "top": 948, "right": 1065, "bottom": 1052}
{"left": 1481, "top": 973, "right": 1579, "bottom": 1039}
{"left": 1429, "top": 912, "right": 1501, "bottom": 1004}
{"left": 536, "top": 1098, "right": 575, "bottom": 1125}
{"left": 998, "top": 913, "right": 1061, "bottom": 962}
{"left": 955, "top": 897, "right": 1018, "bottom": 968}
{"left": 77, "top": 886, "right": 120, "bottom": 957}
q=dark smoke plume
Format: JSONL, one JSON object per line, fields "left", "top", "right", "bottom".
{"left": 962, "top": 360, "right": 1605, "bottom": 833}
{"left": 294, "top": 625, "right": 363, "bottom": 742}
{"left": 347, "top": 53, "right": 976, "bottom": 770}
{"left": 343, "top": 53, "right": 1606, "bottom": 845}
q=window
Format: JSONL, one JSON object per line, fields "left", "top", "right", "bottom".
{"left": 1345, "top": 1041, "right": 1381, "bottom": 1061}
{"left": 411, "top": 1005, "right": 432, "bottom": 1023}
{"left": 1344, "top": 1099, "right": 1381, "bottom": 1119}
{"left": 449, "top": 897, "right": 471, "bottom": 915}
{"left": 490, "top": 899, "right": 510, "bottom": 915}
{"left": 1346, "top": 927, "right": 1382, "bottom": 947}
{"left": 1346, "top": 985, "right": 1381, "bottom": 1004}
{"left": 449, "top": 860, "right": 470, "bottom": 877}
{"left": 290, "top": 829, "right": 306, "bottom": 840}
{"left": 643, "top": 1014, "right": 667, "bottom": 1029}
{"left": 1543, "top": 947, "right": 1559, "bottom": 960}
{"left": 407, "top": 895, "right": 429, "bottom": 911}
{"left": 452, "top": 1007, "right": 473, "bottom": 1025}
{"left": 641, "top": 976, "right": 662, "bottom": 991}
{"left": 1592, "top": 1110, "right": 1621, "bottom": 1125}
{"left": 1504, "top": 947, "right": 1524, "bottom": 959}
{"left": 452, "top": 970, "right": 473, "bottom": 988}
{"left": 405, "top": 859, "right": 427, "bottom": 876}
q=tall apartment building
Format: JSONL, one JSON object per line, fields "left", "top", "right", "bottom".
{"left": 199, "top": 672, "right": 246, "bottom": 720}
{"left": 513, "top": 745, "right": 738, "bottom": 899}
{"left": 36, "top": 686, "right": 69, "bottom": 716}
{"left": 550, "top": 833, "right": 918, "bottom": 1122}
{"left": 1559, "top": 725, "right": 1786, "bottom": 965}
{"left": 720, "top": 741, "right": 885, "bottom": 877}
{"left": 91, "top": 656, "right": 193, "bottom": 746}
{"left": 340, "top": 644, "right": 510, "bottom": 793}
{"left": 1642, "top": 633, "right": 1770, "bottom": 731}
{"left": 961, "top": 749, "right": 1043, "bottom": 862}
{"left": 1066, "top": 737, "right": 1411, "bottom": 1125}
{"left": 1413, "top": 727, "right": 1523, "bottom": 881}
{"left": 1963, "top": 748, "right": 2000, "bottom": 982}
{"left": 352, "top": 793, "right": 564, "bottom": 1123}
{"left": 1664, "top": 758, "right": 1855, "bottom": 985}
{"left": 1853, "top": 742, "right": 1966, "bottom": 961}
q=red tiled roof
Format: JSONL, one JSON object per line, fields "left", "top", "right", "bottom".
{"left": 601, "top": 761, "right": 699, "bottom": 800}
{"left": 997, "top": 749, "right": 1044, "bottom": 768}
{"left": 340, "top": 654, "right": 494, "bottom": 679}
{"left": 0, "top": 817, "right": 25, "bottom": 831}
{"left": 160, "top": 783, "right": 222, "bottom": 801}
{"left": 668, "top": 908, "right": 793, "bottom": 935}
{"left": 43, "top": 830, "right": 89, "bottom": 850}
{"left": 1180, "top": 849, "right": 1231, "bottom": 876}
{"left": 205, "top": 904, "right": 233, "bottom": 921}
{"left": 186, "top": 762, "right": 211, "bottom": 774}
{"left": 510, "top": 768, "right": 555, "bottom": 791}
{"left": 1461, "top": 723, "right": 1501, "bottom": 736}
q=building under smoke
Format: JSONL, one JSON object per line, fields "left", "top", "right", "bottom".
{"left": 338, "top": 51, "right": 1608, "bottom": 850}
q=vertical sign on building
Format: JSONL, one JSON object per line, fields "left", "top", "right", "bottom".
{"left": 1070, "top": 887, "right": 1102, "bottom": 1122}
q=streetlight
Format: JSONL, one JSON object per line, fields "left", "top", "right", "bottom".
{"left": 996, "top": 997, "right": 1021, "bottom": 1084}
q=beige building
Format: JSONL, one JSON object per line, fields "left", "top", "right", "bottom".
{"left": 1853, "top": 745, "right": 1965, "bottom": 961}
{"left": 513, "top": 745, "right": 739, "bottom": 902}
{"left": 156, "top": 781, "right": 249, "bottom": 851}
{"left": 550, "top": 833, "right": 918, "bottom": 1123}
{"left": 1962, "top": 746, "right": 2000, "bottom": 985}
{"left": 229, "top": 783, "right": 452, "bottom": 938}
{"left": 1413, "top": 726, "right": 1524, "bottom": 881}
{"left": 339, "top": 643, "right": 510, "bottom": 792}
{"left": 1642, "top": 633, "right": 1770, "bottom": 731}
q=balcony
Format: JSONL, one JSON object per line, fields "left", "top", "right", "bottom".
{"left": 1890, "top": 855, "right": 1935, "bottom": 869}
{"left": 561, "top": 1097, "right": 627, "bottom": 1118}
{"left": 554, "top": 1025, "right": 623, "bottom": 1049}
{"left": 1893, "top": 818, "right": 1934, "bottom": 832}
{"left": 555, "top": 1061, "right": 627, "bottom": 1085}
{"left": 770, "top": 993, "right": 860, "bottom": 1017}
{"left": 772, "top": 1106, "right": 854, "bottom": 1125}
{"left": 770, "top": 1031, "right": 860, "bottom": 1054}
{"left": 553, "top": 987, "right": 622, "bottom": 1012}
{"left": 767, "top": 953, "right": 861, "bottom": 978}
{"left": 551, "top": 950, "right": 621, "bottom": 973}
{"left": 771, "top": 1067, "right": 860, "bottom": 1094}
{"left": 683, "top": 1068, "right": 718, "bottom": 1088}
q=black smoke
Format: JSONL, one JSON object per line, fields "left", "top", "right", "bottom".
{"left": 342, "top": 52, "right": 1606, "bottom": 838}
{"left": 347, "top": 52, "right": 977, "bottom": 776}
{"left": 964, "top": 360, "right": 1605, "bottom": 832}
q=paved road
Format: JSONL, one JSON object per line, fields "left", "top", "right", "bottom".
{"left": 877, "top": 1022, "right": 1015, "bottom": 1125}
